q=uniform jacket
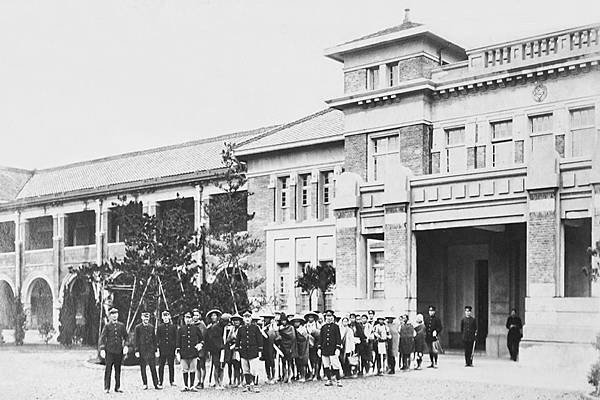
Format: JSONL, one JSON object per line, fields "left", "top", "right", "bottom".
{"left": 134, "top": 323, "right": 157, "bottom": 357}
{"left": 350, "top": 322, "right": 366, "bottom": 344}
{"left": 506, "top": 316, "right": 523, "bottom": 341}
{"left": 460, "top": 316, "right": 478, "bottom": 342}
{"left": 424, "top": 314, "right": 443, "bottom": 342}
{"left": 156, "top": 322, "right": 177, "bottom": 354}
{"left": 194, "top": 320, "right": 208, "bottom": 357}
{"left": 373, "top": 323, "right": 390, "bottom": 342}
{"left": 99, "top": 321, "right": 128, "bottom": 354}
{"left": 236, "top": 323, "right": 263, "bottom": 360}
{"left": 260, "top": 324, "right": 276, "bottom": 360}
{"left": 177, "top": 324, "right": 203, "bottom": 359}
{"left": 319, "top": 322, "right": 342, "bottom": 357}
{"left": 205, "top": 320, "right": 226, "bottom": 353}
{"left": 278, "top": 324, "right": 298, "bottom": 358}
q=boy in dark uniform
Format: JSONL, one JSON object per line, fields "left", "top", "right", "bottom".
{"left": 156, "top": 310, "right": 177, "bottom": 387}
{"left": 205, "top": 309, "right": 226, "bottom": 389}
{"left": 192, "top": 308, "right": 208, "bottom": 389}
{"left": 236, "top": 310, "right": 264, "bottom": 392}
{"left": 99, "top": 307, "right": 128, "bottom": 394}
{"left": 460, "top": 306, "right": 478, "bottom": 367}
{"left": 318, "top": 309, "right": 343, "bottom": 387}
{"left": 134, "top": 311, "right": 161, "bottom": 390}
{"left": 424, "top": 305, "right": 443, "bottom": 368}
{"left": 176, "top": 311, "right": 204, "bottom": 392}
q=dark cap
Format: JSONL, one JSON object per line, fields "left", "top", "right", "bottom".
{"left": 242, "top": 310, "right": 252, "bottom": 317}
{"left": 349, "top": 313, "right": 356, "bottom": 317}
{"left": 184, "top": 311, "right": 192, "bottom": 318}
{"left": 109, "top": 307, "right": 118, "bottom": 314}
{"left": 428, "top": 305, "right": 436, "bottom": 311}
{"left": 465, "top": 305, "right": 473, "bottom": 311}
{"left": 324, "top": 309, "right": 335, "bottom": 317}
{"left": 162, "top": 310, "right": 170, "bottom": 317}
{"left": 141, "top": 311, "right": 150, "bottom": 316}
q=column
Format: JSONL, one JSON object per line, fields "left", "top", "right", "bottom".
{"left": 18, "top": 218, "right": 29, "bottom": 298}
{"left": 147, "top": 200, "right": 157, "bottom": 217}
{"left": 94, "top": 200, "right": 103, "bottom": 266}
{"left": 289, "top": 174, "right": 297, "bottom": 222}
{"left": 101, "top": 207, "right": 110, "bottom": 263}
{"left": 310, "top": 169, "right": 319, "bottom": 220}
{"left": 333, "top": 172, "right": 362, "bottom": 313}
{"left": 14, "top": 212, "right": 22, "bottom": 293}
{"left": 194, "top": 185, "right": 204, "bottom": 232}
{"left": 268, "top": 175, "right": 277, "bottom": 223}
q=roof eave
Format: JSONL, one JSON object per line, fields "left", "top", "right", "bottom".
{"left": 236, "top": 135, "right": 344, "bottom": 157}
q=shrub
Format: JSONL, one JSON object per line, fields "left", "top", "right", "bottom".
{"left": 13, "top": 296, "right": 26, "bottom": 346}
{"left": 39, "top": 322, "right": 55, "bottom": 344}
{"left": 588, "top": 360, "right": 600, "bottom": 396}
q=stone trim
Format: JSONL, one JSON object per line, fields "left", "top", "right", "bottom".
{"left": 384, "top": 204, "right": 407, "bottom": 214}
{"left": 335, "top": 209, "right": 357, "bottom": 219}
{"left": 528, "top": 190, "right": 556, "bottom": 201}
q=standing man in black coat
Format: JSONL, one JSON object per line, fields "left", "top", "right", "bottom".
{"left": 156, "top": 310, "right": 177, "bottom": 387}
{"left": 424, "top": 305, "right": 443, "bottom": 368}
{"left": 99, "top": 307, "right": 128, "bottom": 394}
{"left": 460, "top": 306, "right": 478, "bottom": 367}
{"left": 236, "top": 310, "right": 264, "bottom": 393}
{"left": 134, "top": 311, "right": 161, "bottom": 390}
{"left": 506, "top": 308, "right": 523, "bottom": 361}
{"left": 176, "top": 311, "right": 204, "bottom": 392}
{"left": 205, "top": 309, "right": 226, "bottom": 389}
{"left": 318, "top": 310, "right": 343, "bottom": 388}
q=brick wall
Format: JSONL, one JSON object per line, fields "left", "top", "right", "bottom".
{"left": 398, "top": 56, "right": 438, "bottom": 82}
{"left": 344, "top": 69, "right": 366, "bottom": 94}
{"left": 527, "top": 210, "right": 557, "bottom": 284}
{"left": 384, "top": 206, "right": 408, "bottom": 309}
{"left": 398, "top": 124, "right": 432, "bottom": 176}
{"left": 335, "top": 209, "right": 358, "bottom": 301}
{"left": 344, "top": 134, "right": 368, "bottom": 180}
{"left": 246, "top": 175, "right": 273, "bottom": 295}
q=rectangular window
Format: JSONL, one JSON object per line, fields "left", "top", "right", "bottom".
{"left": 277, "top": 262, "right": 290, "bottom": 309}
{"left": 0, "top": 221, "right": 15, "bottom": 253}
{"left": 387, "top": 63, "right": 398, "bottom": 87}
{"left": 445, "top": 127, "right": 466, "bottom": 173}
{"left": 530, "top": 113, "right": 553, "bottom": 135}
{"left": 371, "top": 135, "right": 399, "bottom": 181}
{"left": 321, "top": 171, "right": 334, "bottom": 219}
{"left": 570, "top": 107, "right": 595, "bottom": 158}
{"left": 491, "top": 120, "right": 513, "bottom": 168}
{"left": 367, "top": 66, "right": 379, "bottom": 90}
{"left": 319, "top": 260, "right": 335, "bottom": 310}
{"left": 26, "top": 216, "right": 53, "bottom": 250}
{"left": 298, "top": 174, "right": 311, "bottom": 221}
{"left": 278, "top": 176, "right": 290, "bottom": 222}
{"left": 371, "top": 250, "right": 385, "bottom": 298}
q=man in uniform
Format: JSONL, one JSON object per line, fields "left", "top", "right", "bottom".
{"left": 424, "top": 305, "right": 443, "bottom": 368}
{"left": 134, "top": 311, "right": 161, "bottom": 390}
{"left": 318, "top": 309, "right": 343, "bottom": 387}
{"left": 259, "top": 312, "right": 277, "bottom": 384}
{"left": 99, "top": 307, "right": 128, "bottom": 394}
{"left": 236, "top": 310, "right": 264, "bottom": 392}
{"left": 192, "top": 309, "right": 208, "bottom": 389}
{"left": 205, "top": 309, "right": 226, "bottom": 389}
{"left": 460, "top": 305, "right": 478, "bottom": 367}
{"left": 176, "top": 311, "right": 204, "bottom": 392}
{"left": 156, "top": 310, "right": 177, "bottom": 387}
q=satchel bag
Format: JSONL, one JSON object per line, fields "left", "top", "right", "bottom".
{"left": 348, "top": 353, "right": 359, "bottom": 366}
{"left": 431, "top": 339, "right": 444, "bottom": 355}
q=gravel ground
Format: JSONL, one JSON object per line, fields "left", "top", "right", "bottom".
{"left": 0, "top": 346, "right": 588, "bottom": 400}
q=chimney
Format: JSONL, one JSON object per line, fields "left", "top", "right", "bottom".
{"left": 403, "top": 8, "right": 411, "bottom": 24}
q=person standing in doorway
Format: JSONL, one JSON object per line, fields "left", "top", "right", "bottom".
{"left": 424, "top": 305, "right": 442, "bottom": 368}
{"left": 505, "top": 308, "right": 523, "bottom": 361}
{"left": 99, "top": 307, "right": 128, "bottom": 394}
{"left": 460, "top": 306, "right": 478, "bottom": 367}
{"left": 156, "top": 310, "right": 177, "bottom": 387}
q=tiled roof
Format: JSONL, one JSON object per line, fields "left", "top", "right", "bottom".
{"left": 343, "top": 21, "right": 423, "bottom": 45}
{"left": 0, "top": 167, "right": 33, "bottom": 202}
{"left": 14, "top": 126, "right": 275, "bottom": 200}
{"left": 237, "top": 109, "right": 343, "bottom": 154}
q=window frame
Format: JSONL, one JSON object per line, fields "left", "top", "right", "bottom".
{"left": 490, "top": 119, "right": 514, "bottom": 168}
{"left": 444, "top": 126, "right": 466, "bottom": 173}
{"left": 370, "top": 134, "right": 399, "bottom": 182}
{"left": 569, "top": 106, "right": 595, "bottom": 158}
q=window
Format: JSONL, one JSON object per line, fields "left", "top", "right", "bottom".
{"left": 530, "top": 113, "right": 554, "bottom": 154}
{"left": 278, "top": 176, "right": 290, "bottom": 222}
{"left": 491, "top": 120, "right": 513, "bottom": 167}
{"left": 387, "top": 62, "right": 398, "bottom": 87}
{"left": 367, "top": 66, "right": 379, "bottom": 90}
{"left": 0, "top": 222, "right": 15, "bottom": 253}
{"left": 445, "top": 127, "right": 466, "bottom": 173}
{"left": 371, "top": 135, "right": 399, "bottom": 181}
{"left": 371, "top": 250, "right": 385, "bottom": 298}
{"left": 277, "top": 262, "right": 290, "bottom": 309}
{"left": 321, "top": 171, "right": 334, "bottom": 219}
{"left": 319, "top": 260, "right": 335, "bottom": 310}
{"left": 570, "top": 107, "right": 595, "bottom": 158}
{"left": 65, "top": 211, "right": 96, "bottom": 247}
{"left": 298, "top": 174, "right": 311, "bottom": 221}
{"left": 26, "top": 216, "right": 53, "bottom": 250}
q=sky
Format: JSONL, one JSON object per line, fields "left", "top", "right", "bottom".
{"left": 0, "top": 0, "right": 598, "bottom": 169}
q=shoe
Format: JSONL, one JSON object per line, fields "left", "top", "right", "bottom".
{"left": 249, "top": 386, "right": 260, "bottom": 393}
{"left": 142, "top": 385, "right": 148, "bottom": 390}
{"left": 336, "top": 380, "right": 343, "bottom": 387}
{"left": 103, "top": 389, "right": 109, "bottom": 394}
{"left": 155, "top": 385, "right": 162, "bottom": 390}
{"left": 298, "top": 378, "right": 306, "bottom": 383}
{"left": 181, "top": 387, "right": 189, "bottom": 392}
{"left": 242, "top": 385, "right": 249, "bottom": 392}
{"left": 427, "top": 364, "right": 434, "bottom": 368}
{"left": 194, "top": 384, "right": 202, "bottom": 390}
{"left": 189, "top": 387, "right": 197, "bottom": 392}
{"left": 170, "top": 382, "right": 176, "bottom": 386}
{"left": 216, "top": 385, "right": 225, "bottom": 390}
{"left": 324, "top": 380, "right": 333, "bottom": 386}
{"left": 114, "top": 389, "right": 123, "bottom": 393}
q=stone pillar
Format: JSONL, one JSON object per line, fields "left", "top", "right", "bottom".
{"left": 311, "top": 170, "right": 319, "bottom": 220}
{"left": 333, "top": 172, "right": 362, "bottom": 313}
{"left": 101, "top": 208, "right": 110, "bottom": 263}
{"left": 52, "top": 213, "right": 65, "bottom": 299}
{"left": 268, "top": 175, "right": 276, "bottom": 223}
{"left": 382, "top": 163, "right": 412, "bottom": 315}
{"left": 14, "top": 212, "right": 22, "bottom": 293}
{"left": 147, "top": 200, "right": 157, "bottom": 217}
{"left": 94, "top": 200, "right": 103, "bottom": 266}
{"left": 289, "top": 174, "right": 297, "bottom": 222}
{"left": 194, "top": 185, "right": 204, "bottom": 232}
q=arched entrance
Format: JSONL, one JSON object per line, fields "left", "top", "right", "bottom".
{"left": 29, "top": 278, "right": 53, "bottom": 329}
{"left": 0, "top": 281, "right": 15, "bottom": 328}
{"left": 58, "top": 276, "right": 98, "bottom": 346}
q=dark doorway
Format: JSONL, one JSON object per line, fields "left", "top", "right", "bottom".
{"left": 475, "top": 260, "right": 488, "bottom": 350}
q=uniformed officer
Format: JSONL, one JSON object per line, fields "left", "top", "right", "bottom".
{"left": 99, "top": 307, "right": 128, "bottom": 394}
{"left": 176, "top": 311, "right": 204, "bottom": 392}
{"left": 134, "top": 311, "right": 161, "bottom": 390}
{"left": 424, "top": 305, "right": 443, "bottom": 368}
{"left": 156, "top": 310, "right": 177, "bottom": 387}
{"left": 205, "top": 309, "right": 226, "bottom": 389}
{"left": 236, "top": 310, "right": 264, "bottom": 393}
{"left": 318, "top": 309, "right": 343, "bottom": 387}
{"left": 460, "top": 305, "right": 478, "bottom": 367}
{"left": 192, "top": 308, "right": 208, "bottom": 389}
